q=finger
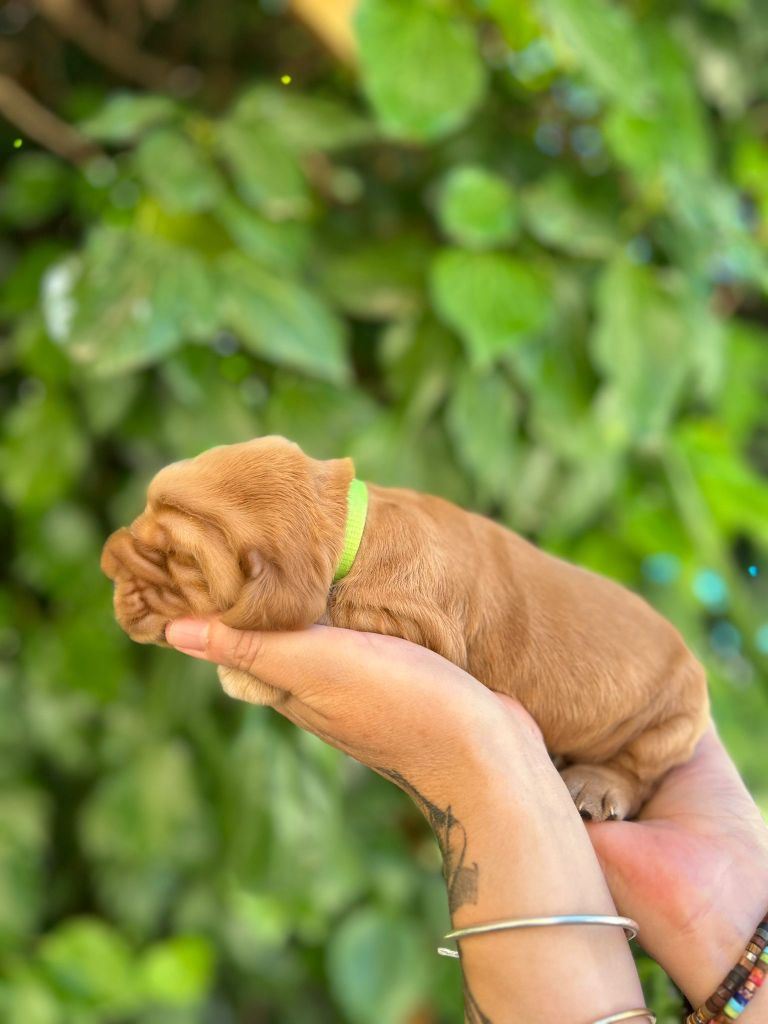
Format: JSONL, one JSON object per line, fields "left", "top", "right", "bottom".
{"left": 165, "top": 616, "right": 477, "bottom": 709}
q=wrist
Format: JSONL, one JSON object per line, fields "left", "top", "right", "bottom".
{"left": 408, "top": 721, "right": 646, "bottom": 1021}
{"left": 675, "top": 899, "right": 768, "bottom": 1022}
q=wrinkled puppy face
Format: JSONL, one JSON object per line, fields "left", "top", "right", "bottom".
{"left": 101, "top": 436, "right": 353, "bottom": 647}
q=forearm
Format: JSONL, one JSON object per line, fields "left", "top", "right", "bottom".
{"left": 395, "top": 728, "right": 646, "bottom": 1023}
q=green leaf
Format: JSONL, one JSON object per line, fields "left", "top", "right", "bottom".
{"left": 0, "top": 788, "right": 49, "bottom": 949}
{"left": 538, "top": 0, "right": 651, "bottom": 112}
{"left": 677, "top": 422, "right": 768, "bottom": 547}
{"left": 43, "top": 228, "right": 218, "bottom": 377}
{"left": 590, "top": 258, "right": 693, "bottom": 441}
{"left": 446, "top": 371, "right": 518, "bottom": 502}
{"left": 134, "top": 128, "right": 222, "bottom": 212}
{"left": 0, "top": 391, "right": 87, "bottom": 511}
{"left": 263, "top": 375, "right": 379, "bottom": 458}
{"left": 430, "top": 249, "right": 550, "bottom": 366}
{"left": 79, "top": 93, "right": 179, "bottom": 142}
{"left": 327, "top": 908, "right": 430, "bottom": 1024}
{"left": 521, "top": 173, "right": 619, "bottom": 258}
{"left": 214, "top": 194, "right": 310, "bottom": 274}
{"left": 215, "top": 119, "right": 310, "bottom": 219}
{"left": 320, "top": 235, "right": 433, "bottom": 319}
{"left": 0, "top": 963, "right": 63, "bottom": 1024}
{"left": 483, "top": 0, "right": 541, "bottom": 48}
{"left": 354, "top": 0, "right": 487, "bottom": 141}
{"left": 603, "top": 27, "right": 711, "bottom": 181}
{"left": 0, "top": 154, "right": 69, "bottom": 229}
{"left": 216, "top": 253, "right": 349, "bottom": 383}
{"left": 228, "top": 85, "right": 373, "bottom": 152}
{"left": 436, "top": 165, "right": 519, "bottom": 249}
{"left": 80, "top": 743, "right": 211, "bottom": 932}
{"left": 139, "top": 936, "right": 214, "bottom": 1008}
{"left": 37, "top": 918, "right": 136, "bottom": 1012}
{"left": 379, "top": 316, "right": 462, "bottom": 426}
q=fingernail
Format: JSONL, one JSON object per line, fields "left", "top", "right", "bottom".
{"left": 166, "top": 618, "right": 209, "bottom": 651}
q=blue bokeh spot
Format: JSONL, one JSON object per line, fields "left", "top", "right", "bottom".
{"left": 641, "top": 553, "right": 681, "bottom": 585}
{"left": 710, "top": 620, "right": 742, "bottom": 657}
{"left": 756, "top": 625, "right": 768, "bottom": 655}
{"left": 693, "top": 569, "right": 728, "bottom": 609}
{"left": 747, "top": 565, "right": 758, "bottom": 577}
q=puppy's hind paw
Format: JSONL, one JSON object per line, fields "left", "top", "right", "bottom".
{"left": 559, "top": 763, "right": 637, "bottom": 822}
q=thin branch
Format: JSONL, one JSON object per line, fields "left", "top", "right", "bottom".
{"left": 32, "top": 0, "right": 172, "bottom": 89}
{"left": 0, "top": 72, "right": 99, "bottom": 162}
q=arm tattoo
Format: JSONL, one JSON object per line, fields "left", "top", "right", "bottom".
{"left": 376, "top": 767, "right": 478, "bottom": 913}
{"left": 376, "top": 768, "right": 494, "bottom": 1024}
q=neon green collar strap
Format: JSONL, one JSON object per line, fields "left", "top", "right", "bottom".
{"left": 333, "top": 478, "right": 368, "bottom": 584}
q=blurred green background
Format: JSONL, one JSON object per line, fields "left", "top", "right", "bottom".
{"left": 1, "top": 0, "right": 767, "bottom": 1020}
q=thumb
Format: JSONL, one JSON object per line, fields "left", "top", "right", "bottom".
{"left": 585, "top": 819, "right": 649, "bottom": 918}
{"left": 164, "top": 616, "right": 466, "bottom": 707}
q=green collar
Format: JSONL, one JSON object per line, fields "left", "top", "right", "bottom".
{"left": 333, "top": 478, "right": 368, "bottom": 584}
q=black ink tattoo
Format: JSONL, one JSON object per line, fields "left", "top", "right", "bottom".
{"left": 376, "top": 767, "right": 494, "bottom": 1024}
{"left": 376, "top": 767, "right": 478, "bottom": 913}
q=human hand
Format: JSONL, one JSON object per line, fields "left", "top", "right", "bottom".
{"left": 165, "top": 617, "right": 543, "bottom": 812}
{"left": 165, "top": 616, "right": 646, "bottom": 1022}
{"left": 587, "top": 721, "right": 768, "bottom": 1012}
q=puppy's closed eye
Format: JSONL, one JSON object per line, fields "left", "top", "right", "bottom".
{"left": 241, "top": 549, "right": 267, "bottom": 579}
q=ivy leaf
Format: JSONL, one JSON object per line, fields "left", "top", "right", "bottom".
{"left": 430, "top": 249, "right": 550, "bottom": 366}
{"left": 436, "top": 165, "right": 519, "bottom": 249}
{"left": 216, "top": 253, "right": 349, "bottom": 384}
{"left": 134, "top": 128, "right": 222, "bottom": 212}
{"left": 79, "top": 93, "right": 179, "bottom": 143}
{"left": 354, "top": 0, "right": 487, "bottom": 141}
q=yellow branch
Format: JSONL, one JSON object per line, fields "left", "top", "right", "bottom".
{"left": 289, "top": 0, "right": 358, "bottom": 65}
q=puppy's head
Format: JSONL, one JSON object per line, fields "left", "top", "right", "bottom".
{"left": 101, "top": 436, "right": 354, "bottom": 646}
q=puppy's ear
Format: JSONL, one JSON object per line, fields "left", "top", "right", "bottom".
{"left": 218, "top": 544, "right": 331, "bottom": 631}
{"left": 218, "top": 453, "right": 354, "bottom": 632}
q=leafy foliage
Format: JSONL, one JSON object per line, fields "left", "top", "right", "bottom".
{"left": 1, "top": 0, "right": 767, "bottom": 1021}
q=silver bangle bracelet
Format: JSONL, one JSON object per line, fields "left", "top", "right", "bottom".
{"left": 438, "top": 913, "right": 639, "bottom": 958}
{"left": 590, "top": 1011, "right": 656, "bottom": 1024}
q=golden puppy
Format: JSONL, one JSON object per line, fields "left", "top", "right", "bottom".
{"left": 101, "top": 435, "right": 709, "bottom": 821}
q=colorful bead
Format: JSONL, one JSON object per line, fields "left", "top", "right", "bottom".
{"left": 723, "top": 994, "right": 746, "bottom": 1019}
{"left": 749, "top": 967, "right": 765, "bottom": 986}
{"left": 760, "top": 949, "right": 768, "bottom": 964}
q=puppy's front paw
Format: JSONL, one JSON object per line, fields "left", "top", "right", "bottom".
{"left": 217, "top": 665, "right": 288, "bottom": 708}
{"left": 559, "top": 764, "right": 637, "bottom": 822}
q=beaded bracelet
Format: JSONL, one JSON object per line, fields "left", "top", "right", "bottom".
{"left": 685, "top": 912, "right": 768, "bottom": 1024}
